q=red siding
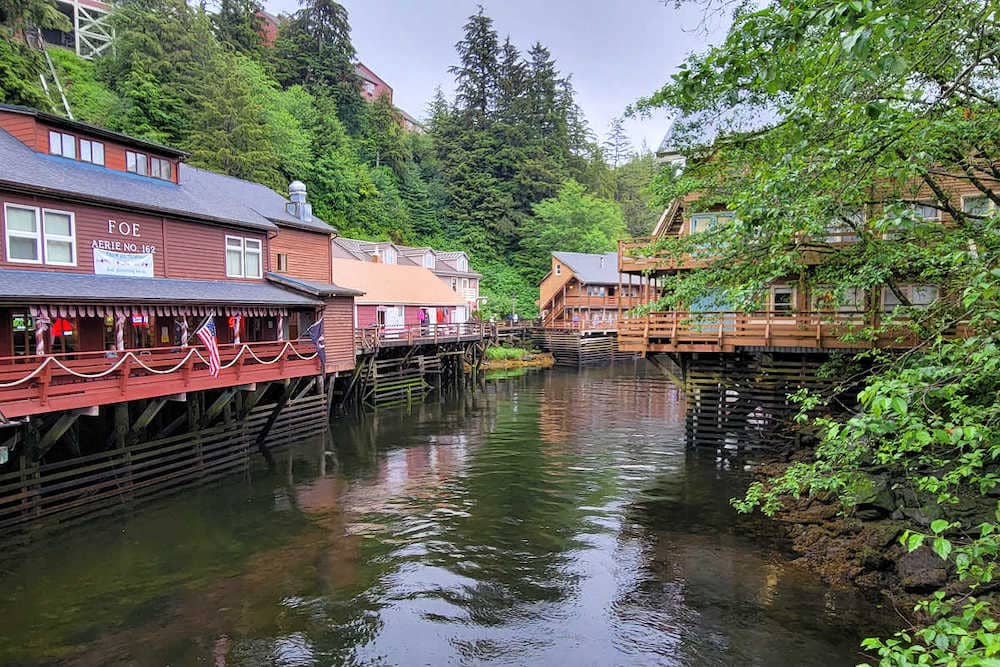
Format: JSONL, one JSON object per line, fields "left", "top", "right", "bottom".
{"left": 270, "top": 225, "right": 331, "bottom": 282}
{"left": 323, "top": 296, "right": 355, "bottom": 372}
{"left": 356, "top": 304, "right": 379, "bottom": 328}
{"left": 163, "top": 219, "right": 267, "bottom": 281}
{"left": 0, "top": 191, "right": 167, "bottom": 275}
{"left": 0, "top": 189, "right": 269, "bottom": 280}
{"left": 0, "top": 112, "right": 38, "bottom": 149}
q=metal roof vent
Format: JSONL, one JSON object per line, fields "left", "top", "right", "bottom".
{"left": 286, "top": 180, "right": 313, "bottom": 222}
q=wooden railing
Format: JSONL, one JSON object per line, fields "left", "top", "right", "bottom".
{"left": 0, "top": 339, "right": 323, "bottom": 418}
{"left": 618, "top": 310, "right": 965, "bottom": 353}
{"left": 354, "top": 322, "right": 488, "bottom": 353}
{"left": 619, "top": 232, "right": 865, "bottom": 274}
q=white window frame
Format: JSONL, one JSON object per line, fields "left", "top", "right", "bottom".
{"left": 48, "top": 131, "right": 75, "bottom": 159}
{"left": 555, "top": 263, "right": 561, "bottom": 276}
{"left": 41, "top": 208, "right": 77, "bottom": 267}
{"left": 456, "top": 256, "right": 468, "bottom": 271}
{"left": 961, "top": 194, "right": 995, "bottom": 217}
{"left": 244, "top": 238, "right": 262, "bottom": 278}
{"left": 79, "top": 139, "right": 105, "bottom": 166}
{"left": 4, "top": 204, "right": 42, "bottom": 265}
{"left": 226, "top": 235, "right": 246, "bottom": 277}
{"left": 423, "top": 251, "right": 435, "bottom": 269}
{"left": 226, "top": 235, "right": 263, "bottom": 278}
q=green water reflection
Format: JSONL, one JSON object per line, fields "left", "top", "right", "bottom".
{"left": 0, "top": 367, "right": 885, "bottom": 666}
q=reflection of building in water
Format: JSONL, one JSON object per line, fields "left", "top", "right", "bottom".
{"left": 538, "top": 369, "right": 684, "bottom": 444}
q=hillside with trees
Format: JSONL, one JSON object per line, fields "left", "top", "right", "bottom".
{"left": 0, "top": 0, "right": 660, "bottom": 317}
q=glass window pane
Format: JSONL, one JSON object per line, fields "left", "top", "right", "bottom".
{"left": 61, "top": 133, "right": 75, "bottom": 159}
{"left": 136, "top": 155, "right": 147, "bottom": 175}
{"left": 48, "top": 131, "right": 60, "bottom": 155}
{"left": 92, "top": 142, "right": 104, "bottom": 165}
{"left": 912, "top": 286, "right": 938, "bottom": 306}
{"left": 226, "top": 249, "right": 243, "bottom": 276}
{"left": 915, "top": 204, "right": 938, "bottom": 220}
{"left": 10, "top": 237, "right": 38, "bottom": 261}
{"left": 44, "top": 211, "right": 72, "bottom": 237}
{"left": 126, "top": 152, "right": 136, "bottom": 171}
{"left": 226, "top": 237, "right": 243, "bottom": 250}
{"left": 80, "top": 140, "right": 91, "bottom": 163}
{"left": 245, "top": 252, "right": 261, "bottom": 277}
{"left": 46, "top": 239, "right": 73, "bottom": 263}
{"left": 6, "top": 207, "right": 37, "bottom": 233}
{"left": 963, "top": 196, "right": 991, "bottom": 217}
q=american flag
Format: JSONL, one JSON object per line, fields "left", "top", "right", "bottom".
{"left": 196, "top": 317, "right": 221, "bottom": 378}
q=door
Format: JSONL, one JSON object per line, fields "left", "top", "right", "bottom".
{"left": 454, "top": 306, "right": 468, "bottom": 325}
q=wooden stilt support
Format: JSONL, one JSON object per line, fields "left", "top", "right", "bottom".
{"left": 34, "top": 412, "right": 80, "bottom": 461}
{"left": 131, "top": 398, "right": 167, "bottom": 433}
{"left": 254, "top": 378, "right": 301, "bottom": 469}
{"left": 199, "top": 387, "right": 239, "bottom": 428}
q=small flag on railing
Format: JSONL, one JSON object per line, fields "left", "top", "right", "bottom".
{"left": 196, "top": 317, "right": 221, "bottom": 378}
{"left": 307, "top": 318, "right": 326, "bottom": 368}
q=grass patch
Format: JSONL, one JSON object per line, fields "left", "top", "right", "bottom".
{"left": 487, "top": 346, "right": 530, "bottom": 361}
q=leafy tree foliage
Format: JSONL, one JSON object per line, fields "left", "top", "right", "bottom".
{"left": 638, "top": 0, "right": 1000, "bottom": 661}
{"left": 519, "top": 180, "right": 625, "bottom": 284}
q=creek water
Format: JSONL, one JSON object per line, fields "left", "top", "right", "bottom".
{"left": 0, "top": 365, "right": 886, "bottom": 666}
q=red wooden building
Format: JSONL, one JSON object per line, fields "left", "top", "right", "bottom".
{"left": 0, "top": 104, "right": 359, "bottom": 419}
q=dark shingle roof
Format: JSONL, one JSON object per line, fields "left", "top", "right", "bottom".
{"left": 0, "top": 269, "right": 321, "bottom": 307}
{"left": 552, "top": 251, "right": 648, "bottom": 285}
{"left": 0, "top": 128, "right": 335, "bottom": 235}
{"left": 265, "top": 272, "right": 363, "bottom": 298}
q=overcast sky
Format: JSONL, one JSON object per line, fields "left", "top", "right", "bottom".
{"left": 265, "top": 0, "right": 728, "bottom": 152}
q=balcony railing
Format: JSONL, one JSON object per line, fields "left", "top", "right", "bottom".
{"left": 619, "top": 232, "right": 867, "bottom": 275}
{"left": 618, "top": 310, "right": 967, "bottom": 353}
{"left": 0, "top": 339, "right": 323, "bottom": 418}
{"left": 354, "top": 322, "right": 488, "bottom": 353}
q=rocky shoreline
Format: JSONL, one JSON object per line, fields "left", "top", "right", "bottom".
{"left": 751, "top": 457, "right": 991, "bottom": 615}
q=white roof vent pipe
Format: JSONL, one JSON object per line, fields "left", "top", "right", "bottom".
{"left": 286, "top": 180, "right": 313, "bottom": 222}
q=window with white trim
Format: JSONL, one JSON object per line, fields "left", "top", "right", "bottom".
{"left": 456, "top": 256, "right": 468, "bottom": 271}
{"left": 43, "top": 210, "right": 76, "bottom": 265}
{"left": 126, "top": 151, "right": 148, "bottom": 176}
{"left": 48, "top": 131, "right": 75, "bottom": 159}
{"left": 555, "top": 263, "right": 561, "bottom": 276}
{"left": 377, "top": 246, "right": 397, "bottom": 265}
{"left": 79, "top": 139, "right": 105, "bottom": 166}
{"left": 423, "top": 251, "right": 435, "bottom": 269}
{"left": 5, "top": 204, "right": 40, "bottom": 263}
{"left": 912, "top": 203, "right": 940, "bottom": 221}
{"left": 963, "top": 195, "right": 994, "bottom": 218}
{"left": 883, "top": 284, "right": 939, "bottom": 311}
{"left": 4, "top": 204, "right": 76, "bottom": 265}
{"left": 226, "top": 236, "right": 262, "bottom": 278}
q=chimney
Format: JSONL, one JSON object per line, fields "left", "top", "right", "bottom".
{"left": 286, "top": 180, "right": 313, "bottom": 222}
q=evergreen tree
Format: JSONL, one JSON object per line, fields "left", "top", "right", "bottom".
{"left": 449, "top": 7, "right": 499, "bottom": 127}
{"left": 212, "top": 0, "right": 263, "bottom": 55}
{"left": 603, "top": 117, "right": 632, "bottom": 168}
{"left": 186, "top": 52, "right": 281, "bottom": 188}
{"left": 273, "top": 0, "right": 363, "bottom": 131}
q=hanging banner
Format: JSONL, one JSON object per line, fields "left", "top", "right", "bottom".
{"left": 94, "top": 248, "right": 154, "bottom": 277}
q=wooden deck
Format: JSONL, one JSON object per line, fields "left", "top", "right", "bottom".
{"left": 0, "top": 340, "right": 324, "bottom": 419}
{"left": 354, "top": 322, "right": 488, "bottom": 354}
{"left": 618, "top": 310, "right": 965, "bottom": 353}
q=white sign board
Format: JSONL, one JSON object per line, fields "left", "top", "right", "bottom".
{"left": 94, "top": 248, "right": 155, "bottom": 277}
